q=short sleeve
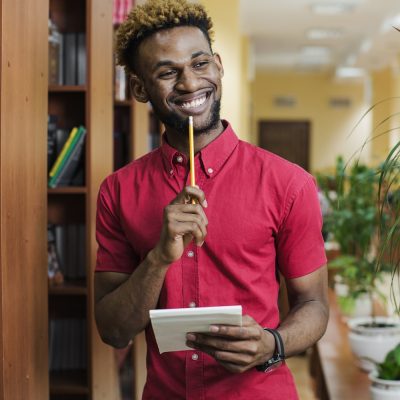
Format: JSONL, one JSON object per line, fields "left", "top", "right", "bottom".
{"left": 276, "top": 176, "right": 327, "bottom": 278}
{"left": 95, "top": 178, "right": 139, "bottom": 273}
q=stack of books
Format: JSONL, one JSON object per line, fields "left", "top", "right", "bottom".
{"left": 48, "top": 125, "right": 87, "bottom": 188}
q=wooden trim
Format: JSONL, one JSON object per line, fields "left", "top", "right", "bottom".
{"left": 86, "top": 0, "right": 119, "bottom": 398}
{"left": 48, "top": 85, "right": 87, "bottom": 93}
{"left": 0, "top": 0, "right": 49, "bottom": 399}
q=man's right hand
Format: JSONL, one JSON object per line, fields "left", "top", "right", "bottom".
{"left": 152, "top": 185, "right": 208, "bottom": 266}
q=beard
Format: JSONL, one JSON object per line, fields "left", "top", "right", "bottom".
{"left": 149, "top": 97, "right": 221, "bottom": 135}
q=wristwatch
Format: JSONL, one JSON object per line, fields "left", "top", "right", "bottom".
{"left": 256, "top": 328, "right": 285, "bottom": 373}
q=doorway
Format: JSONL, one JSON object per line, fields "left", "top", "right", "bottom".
{"left": 258, "top": 120, "right": 311, "bottom": 171}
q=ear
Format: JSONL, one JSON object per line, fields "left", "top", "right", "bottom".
{"left": 130, "top": 75, "right": 149, "bottom": 103}
{"left": 213, "top": 53, "right": 224, "bottom": 78}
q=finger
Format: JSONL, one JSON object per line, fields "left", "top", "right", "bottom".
{"left": 171, "top": 186, "right": 207, "bottom": 208}
{"left": 206, "top": 325, "right": 261, "bottom": 340}
{"left": 176, "top": 220, "right": 207, "bottom": 246}
{"left": 174, "top": 204, "right": 208, "bottom": 226}
{"left": 186, "top": 340, "right": 255, "bottom": 367}
{"left": 167, "top": 221, "right": 206, "bottom": 244}
{"left": 186, "top": 334, "right": 258, "bottom": 356}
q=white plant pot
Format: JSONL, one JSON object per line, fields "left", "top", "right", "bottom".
{"left": 347, "top": 317, "right": 400, "bottom": 372}
{"left": 369, "top": 371, "right": 400, "bottom": 400}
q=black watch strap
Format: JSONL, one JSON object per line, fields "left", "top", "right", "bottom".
{"left": 256, "top": 328, "right": 285, "bottom": 372}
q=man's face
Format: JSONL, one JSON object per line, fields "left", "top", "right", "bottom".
{"left": 133, "top": 26, "right": 224, "bottom": 134}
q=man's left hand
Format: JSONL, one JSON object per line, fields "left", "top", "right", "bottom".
{"left": 186, "top": 315, "right": 275, "bottom": 373}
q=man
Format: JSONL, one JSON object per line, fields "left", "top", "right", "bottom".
{"left": 95, "top": 0, "right": 329, "bottom": 398}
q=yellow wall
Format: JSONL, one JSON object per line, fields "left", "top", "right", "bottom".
{"left": 371, "top": 65, "right": 400, "bottom": 161}
{"left": 250, "top": 71, "right": 372, "bottom": 172}
{"left": 200, "top": 0, "right": 251, "bottom": 142}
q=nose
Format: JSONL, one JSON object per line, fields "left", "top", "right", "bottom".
{"left": 175, "top": 66, "right": 201, "bottom": 92}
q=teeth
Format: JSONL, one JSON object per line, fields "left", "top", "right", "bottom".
{"left": 181, "top": 95, "right": 207, "bottom": 109}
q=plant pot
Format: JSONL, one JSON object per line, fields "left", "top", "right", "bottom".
{"left": 347, "top": 317, "right": 400, "bottom": 372}
{"left": 369, "top": 370, "right": 400, "bottom": 400}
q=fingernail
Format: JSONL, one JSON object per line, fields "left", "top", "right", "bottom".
{"left": 209, "top": 325, "right": 219, "bottom": 333}
{"left": 203, "top": 199, "right": 208, "bottom": 208}
{"left": 186, "top": 333, "right": 196, "bottom": 341}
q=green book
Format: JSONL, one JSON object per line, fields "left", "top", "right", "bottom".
{"left": 48, "top": 126, "right": 85, "bottom": 188}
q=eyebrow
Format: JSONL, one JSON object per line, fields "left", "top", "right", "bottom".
{"left": 152, "top": 51, "right": 212, "bottom": 72}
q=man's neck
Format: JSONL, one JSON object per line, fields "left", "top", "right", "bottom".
{"left": 164, "top": 120, "right": 225, "bottom": 156}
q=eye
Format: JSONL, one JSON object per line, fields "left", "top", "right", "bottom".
{"left": 158, "top": 69, "right": 177, "bottom": 79}
{"left": 193, "top": 60, "right": 209, "bottom": 69}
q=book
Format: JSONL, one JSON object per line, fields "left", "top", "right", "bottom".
{"left": 64, "top": 33, "right": 77, "bottom": 85}
{"left": 47, "top": 115, "right": 58, "bottom": 173}
{"left": 48, "top": 126, "right": 85, "bottom": 187}
{"left": 48, "top": 19, "right": 63, "bottom": 85}
{"left": 48, "top": 126, "right": 79, "bottom": 178}
{"left": 150, "top": 305, "right": 242, "bottom": 353}
{"left": 52, "top": 127, "right": 86, "bottom": 187}
{"left": 77, "top": 33, "right": 86, "bottom": 85}
{"left": 47, "top": 225, "right": 64, "bottom": 286}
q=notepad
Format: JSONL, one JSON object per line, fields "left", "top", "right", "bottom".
{"left": 150, "top": 305, "right": 242, "bottom": 353}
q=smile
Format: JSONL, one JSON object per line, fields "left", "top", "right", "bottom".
{"left": 181, "top": 94, "right": 207, "bottom": 109}
{"left": 174, "top": 91, "right": 212, "bottom": 113}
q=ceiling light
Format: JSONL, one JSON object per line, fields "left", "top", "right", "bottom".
{"left": 307, "top": 28, "right": 343, "bottom": 40}
{"left": 311, "top": 3, "right": 354, "bottom": 15}
{"left": 335, "top": 67, "right": 366, "bottom": 79}
{"left": 301, "top": 46, "right": 331, "bottom": 57}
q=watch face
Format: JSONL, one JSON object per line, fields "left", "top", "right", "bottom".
{"left": 264, "top": 360, "right": 283, "bottom": 373}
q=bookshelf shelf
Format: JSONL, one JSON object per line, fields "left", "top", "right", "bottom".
{"left": 48, "top": 187, "right": 87, "bottom": 195}
{"left": 49, "top": 281, "right": 87, "bottom": 296}
{"left": 50, "top": 370, "right": 89, "bottom": 395}
{"left": 114, "top": 99, "right": 132, "bottom": 107}
{"left": 49, "top": 85, "right": 87, "bottom": 93}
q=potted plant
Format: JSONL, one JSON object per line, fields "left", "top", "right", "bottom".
{"left": 369, "top": 343, "right": 400, "bottom": 399}
{"left": 317, "top": 157, "right": 400, "bottom": 371}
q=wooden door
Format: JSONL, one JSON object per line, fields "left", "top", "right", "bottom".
{"left": 258, "top": 120, "right": 310, "bottom": 171}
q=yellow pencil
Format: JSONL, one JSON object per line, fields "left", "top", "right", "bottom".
{"left": 188, "top": 116, "right": 197, "bottom": 204}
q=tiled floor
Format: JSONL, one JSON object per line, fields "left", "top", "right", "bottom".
{"left": 286, "top": 353, "right": 318, "bottom": 400}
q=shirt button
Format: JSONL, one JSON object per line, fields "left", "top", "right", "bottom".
{"left": 207, "top": 167, "right": 214, "bottom": 174}
{"left": 192, "top": 353, "right": 199, "bottom": 361}
{"left": 169, "top": 169, "right": 174, "bottom": 175}
{"left": 187, "top": 250, "right": 194, "bottom": 258}
{"left": 189, "top": 302, "right": 196, "bottom": 308}
{"left": 176, "top": 155, "right": 183, "bottom": 163}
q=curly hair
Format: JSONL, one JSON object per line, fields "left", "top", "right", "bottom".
{"left": 116, "top": 0, "right": 214, "bottom": 75}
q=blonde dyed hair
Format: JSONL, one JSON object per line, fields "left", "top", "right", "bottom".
{"left": 116, "top": 0, "right": 214, "bottom": 74}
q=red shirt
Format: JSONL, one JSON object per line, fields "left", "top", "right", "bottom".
{"left": 96, "top": 121, "right": 327, "bottom": 400}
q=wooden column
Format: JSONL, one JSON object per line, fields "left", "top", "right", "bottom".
{"left": 86, "top": 0, "right": 120, "bottom": 398}
{"left": 0, "top": 0, "right": 49, "bottom": 399}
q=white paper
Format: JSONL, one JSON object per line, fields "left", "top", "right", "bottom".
{"left": 150, "top": 305, "right": 242, "bottom": 353}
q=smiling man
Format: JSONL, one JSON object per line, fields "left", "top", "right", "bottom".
{"left": 94, "top": 1, "right": 329, "bottom": 399}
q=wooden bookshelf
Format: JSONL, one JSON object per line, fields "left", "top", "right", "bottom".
{"left": 47, "top": 0, "right": 118, "bottom": 398}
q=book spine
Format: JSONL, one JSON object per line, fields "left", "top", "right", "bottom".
{"left": 48, "top": 126, "right": 84, "bottom": 187}
{"left": 77, "top": 33, "right": 86, "bottom": 85}
{"left": 49, "top": 126, "right": 79, "bottom": 178}
{"left": 52, "top": 128, "right": 86, "bottom": 187}
{"left": 47, "top": 115, "right": 58, "bottom": 173}
{"left": 64, "top": 33, "right": 77, "bottom": 85}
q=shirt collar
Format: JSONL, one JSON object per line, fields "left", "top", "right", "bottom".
{"left": 161, "top": 120, "right": 239, "bottom": 178}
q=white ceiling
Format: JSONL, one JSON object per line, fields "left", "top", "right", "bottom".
{"left": 240, "top": 0, "right": 400, "bottom": 73}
